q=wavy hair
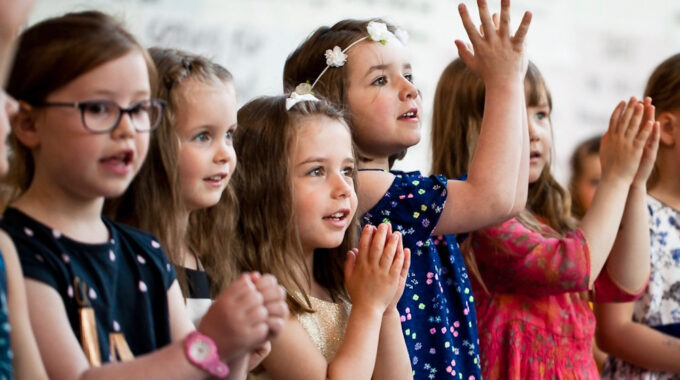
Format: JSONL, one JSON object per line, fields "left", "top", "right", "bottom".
{"left": 283, "top": 18, "right": 406, "bottom": 168}
{"left": 233, "top": 95, "right": 358, "bottom": 314}
{"left": 107, "top": 48, "right": 237, "bottom": 296}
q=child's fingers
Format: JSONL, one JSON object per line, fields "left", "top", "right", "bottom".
{"left": 476, "top": 0, "right": 496, "bottom": 41}
{"left": 617, "top": 97, "right": 639, "bottom": 135}
{"left": 641, "top": 101, "right": 655, "bottom": 128}
{"left": 608, "top": 100, "right": 625, "bottom": 133}
{"left": 647, "top": 121, "right": 661, "bottom": 154}
{"left": 458, "top": 3, "right": 482, "bottom": 46}
{"left": 401, "top": 248, "right": 412, "bottom": 279}
{"left": 389, "top": 235, "right": 405, "bottom": 277}
{"left": 380, "top": 232, "right": 400, "bottom": 269}
{"left": 368, "top": 223, "right": 389, "bottom": 264}
{"left": 497, "top": 0, "right": 510, "bottom": 38}
{"left": 626, "top": 103, "right": 645, "bottom": 139}
{"left": 344, "top": 249, "right": 357, "bottom": 281}
{"left": 510, "top": 11, "right": 532, "bottom": 46}
{"left": 454, "top": 40, "right": 475, "bottom": 66}
{"left": 224, "top": 273, "right": 256, "bottom": 300}
{"left": 623, "top": 103, "right": 651, "bottom": 140}
{"left": 357, "top": 224, "right": 374, "bottom": 264}
{"left": 634, "top": 120, "right": 654, "bottom": 149}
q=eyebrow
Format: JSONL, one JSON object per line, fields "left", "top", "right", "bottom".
{"left": 364, "top": 63, "right": 412, "bottom": 79}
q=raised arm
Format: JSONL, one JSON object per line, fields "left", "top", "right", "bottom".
{"left": 579, "top": 98, "right": 653, "bottom": 286}
{"left": 603, "top": 98, "right": 658, "bottom": 294}
{"left": 595, "top": 301, "right": 680, "bottom": 373}
{"left": 433, "top": 0, "right": 532, "bottom": 235}
{"left": 0, "top": 0, "right": 34, "bottom": 86}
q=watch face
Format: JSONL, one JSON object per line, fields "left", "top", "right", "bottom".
{"left": 189, "top": 339, "right": 212, "bottom": 362}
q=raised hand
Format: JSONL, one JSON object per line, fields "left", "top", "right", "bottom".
{"left": 601, "top": 97, "right": 655, "bottom": 186}
{"left": 455, "top": 0, "right": 532, "bottom": 84}
{"left": 632, "top": 97, "right": 661, "bottom": 187}
{"left": 344, "top": 223, "right": 405, "bottom": 315}
{"left": 199, "top": 273, "right": 269, "bottom": 361}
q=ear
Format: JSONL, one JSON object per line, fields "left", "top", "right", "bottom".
{"left": 656, "top": 111, "right": 677, "bottom": 147}
{"left": 12, "top": 101, "right": 41, "bottom": 149}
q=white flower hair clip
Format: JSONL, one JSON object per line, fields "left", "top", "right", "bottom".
{"left": 288, "top": 21, "right": 408, "bottom": 109}
{"left": 286, "top": 89, "right": 319, "bottom": 111}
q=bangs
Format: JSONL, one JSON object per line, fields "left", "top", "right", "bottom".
{"left": 525, "top": 62, "right": 552, "bottom": 110}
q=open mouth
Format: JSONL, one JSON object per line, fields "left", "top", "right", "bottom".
{"left": 323, "top": 209, "right": 349, "bottom": 221}
{"left": 397, "top": 108, "right": 418, "bottom": 120}
{"left": 100, "top": 150, "right": 133, "bottom": 166}
{"left": 204, "top": 174, "right": 227, "bottom": 181}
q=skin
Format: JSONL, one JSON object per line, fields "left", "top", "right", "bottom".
{"left": 595, "top": 107, "right": 680, "bottom": 373}
{"left": 4, "top": 50, "right": 285, "bottom": 380}
{"left": 354, "top": 0, "right": 533, "bottom": 237}
{"left": 574, "top": 153, "right": 601, "bottom": 212}
{"left": 259, "top": 116, "right": 411, "bottom": 380}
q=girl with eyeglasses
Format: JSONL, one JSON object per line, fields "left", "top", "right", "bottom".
{"left": 0, "top": 11, "right": 285, "bottom": 380}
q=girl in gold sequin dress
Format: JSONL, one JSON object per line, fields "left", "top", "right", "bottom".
{"left": 233, "top": 95, "right": 413, "bottom": 379}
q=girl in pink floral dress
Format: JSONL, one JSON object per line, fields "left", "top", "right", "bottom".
{"left": 431, "top": 60, "right": 659, "bottom": 379}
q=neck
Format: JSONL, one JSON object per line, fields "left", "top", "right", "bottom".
{"left": 649, "top": 157, "right": 680, "bottom": 210}
{"left": 358, "top": 156, "right": 390, "bottom": 171}
{"left": 12, "top": 172, "right": 107, "bottom": 244}
{"left": 178, "top": 208, "right": 197, "bottom": 269}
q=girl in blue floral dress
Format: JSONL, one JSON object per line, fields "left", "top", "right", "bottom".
{"left": 282, "top": 1, "right": 533, "bottom": 378}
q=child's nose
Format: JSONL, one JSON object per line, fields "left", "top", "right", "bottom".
{"left": 331, "top": 173, "right": 352, "bottom": 198}
{"left": 399, "top": 77, "right": 418, "bottom": 101}
{"left": 214, "top": 141, "right": 233, "bottom": 164}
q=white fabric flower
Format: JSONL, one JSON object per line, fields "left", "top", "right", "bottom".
{"left": 295, "top": 82, "right": 313, "bottom": 95}
{"left": 394, "top": 28, "right": 409, "bottom": 45}
{"left": 366, "top": 21, "right": 393, "bottom": 43}
{"left": 325, "top": 46, "right": 348, "bottom": 67}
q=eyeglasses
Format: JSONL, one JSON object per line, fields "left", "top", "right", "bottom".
{"left": 34, "top": 99, "right": 166, "bottom": 133}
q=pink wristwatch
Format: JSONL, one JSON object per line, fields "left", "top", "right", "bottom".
{"left": 184, "top": 331, "right": 229, "bottom": 378}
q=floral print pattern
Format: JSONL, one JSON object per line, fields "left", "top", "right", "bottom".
{"left": 361, "top": 171, "right": 481, "bottom": 380}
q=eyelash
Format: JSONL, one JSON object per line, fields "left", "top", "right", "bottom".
{"left": 371, "top": 73, "right": 414, "bottom": 86}
{"left": 193, "top": 132, "right": 210, "bottom": 142}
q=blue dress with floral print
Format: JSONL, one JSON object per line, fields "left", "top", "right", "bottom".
{"left": 361, "top": 171, "right": 481, "bottom": 380}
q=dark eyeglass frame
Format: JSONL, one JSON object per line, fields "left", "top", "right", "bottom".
{"left": 33, "top": 98, "right": 166, "bottom": 134}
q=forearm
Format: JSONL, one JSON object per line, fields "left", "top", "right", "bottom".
{"left": 327, "top": 305, "right": 383, "bottom": 380}
{"left": 596, "top": 311, "right": 680, "bottom": 372}
{"left": 512, "top": 104, "right": 529, "bottom": 212}
{"left": 79, "top": 342, "right": 208, "bottom": 380}
{"left": 226, "top": 354, "right": 250, "bottom": 380}
{"left": 604, "top": 185, "right": 650, "bottom": 293}
{"left": 372, "top": 308, "right": 411, "bottom": 380}
{"left": 467, "top": 81, "right": 526, "bottom": 216}
{"left": 578, "top": 176, "right": 630, "bottom": 286}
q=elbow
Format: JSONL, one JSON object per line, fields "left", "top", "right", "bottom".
{"left": 490, "top": 191, "right": 522, "bottom": 222}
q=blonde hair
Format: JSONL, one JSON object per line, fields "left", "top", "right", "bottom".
{"left": 283, "top": 18, "right": 406, "bottom": 168}
{"left": 107, "top": 48, "right": 237, "bottom": 296}
{"left": 233, "top": 95, "right": 358, "bottom": 314}
{"left": 643, "top": 53, "right": 680, "bottom": 189}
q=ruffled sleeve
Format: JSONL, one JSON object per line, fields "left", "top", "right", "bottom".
{"left": 470, "top": 217, "right": 591, "bottom": 296}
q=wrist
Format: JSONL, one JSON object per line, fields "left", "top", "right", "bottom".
{"left": 383, "top": 306, "right": 400, "bottom": 319}
{"left": 184, "top": 331, "right": 230, "bottom": 378}
{"left": 630, "top": 182, "right": 648, "bottom": 193}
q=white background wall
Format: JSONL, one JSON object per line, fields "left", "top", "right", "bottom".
{"left": 28, "top": 0, "right": 680, "bottom": 183}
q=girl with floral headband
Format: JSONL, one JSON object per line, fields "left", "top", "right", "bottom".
{"left": 283, "top": 1, "right": 531, "bottom": 378}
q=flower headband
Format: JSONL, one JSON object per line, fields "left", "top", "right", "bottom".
{"left": 285, "top": 21, "right": 409, "bottom": 111}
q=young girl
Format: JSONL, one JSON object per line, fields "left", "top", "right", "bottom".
{"left": 1, "top": 11, "right": 285, "bottom": 379}
{"left": 431, "top": 57, "right": 658, "bottom": 378}
{"left": 233, "top": 94, "right": 411, "bottom": 379}
{"left": 110, "top": 47, "right": 248, "bottom": 325}
{"left": 283, "top": 1, "right": 531, "bottom": 378}
{"left": 569, "top": 135, "right": 602, "bottom": 219}
{"left": 0, "top": 1, "right": 48, "bottom": 377}
{"left": 596, "top": 53, "right": 680, "bottom": 378}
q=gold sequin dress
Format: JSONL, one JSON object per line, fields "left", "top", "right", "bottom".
{"left": 248, "top": 296, "right": 351, "bottom": 379}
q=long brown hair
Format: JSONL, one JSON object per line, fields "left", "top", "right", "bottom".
{"left": 283, "top": 18, "right": 406, "bottom": 168}
{"left": 108, "top": 48, "right": 238, "bottom": 297}
{"left": 3, "top": 11, "right": 156, "bottom": 203}
{"left": 431, "top": 60, "right": 575, "bottom": 290}
{"left": 643, "top": 53, "right": 680, "bottom": 189}
{"left": 233, "top": 95, "right": 358, "bottom": 314}
{"left": 568, "top": 136, "right": 601, "bottom": 219}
